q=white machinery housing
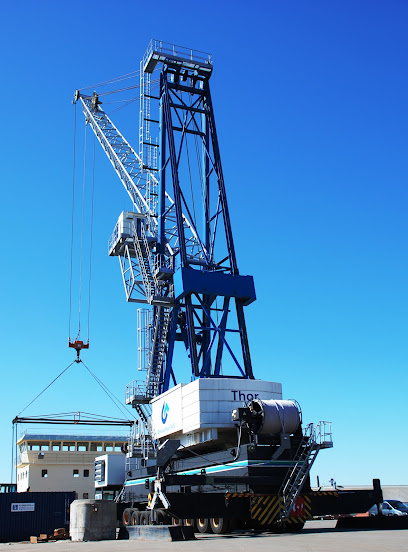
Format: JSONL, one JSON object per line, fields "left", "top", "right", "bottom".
{"left": 150, "top": 378, "right": 282, "bottom": 446}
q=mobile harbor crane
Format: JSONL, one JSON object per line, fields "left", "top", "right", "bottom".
{"left": 74, "top": 40, "right": 382, "bottom": 533}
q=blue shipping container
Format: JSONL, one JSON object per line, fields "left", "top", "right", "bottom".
{"left": 0, "top": 492, "right": 75, "bottom": 542}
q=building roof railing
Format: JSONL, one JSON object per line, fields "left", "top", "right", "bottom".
{"left": 17, "top": 434, "right": 128, "bottom": 444}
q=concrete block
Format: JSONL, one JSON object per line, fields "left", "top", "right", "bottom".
{"left": 127, "top": 525, "right": 196, "bottom": 541}
{"left": 70, "top": 499, "right": 117, "bottom": 541}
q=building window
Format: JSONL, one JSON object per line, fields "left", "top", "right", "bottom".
{"left": 52, "top": 442, "right": 61, "bottom": 451}
{"left": 73, "top": 469, "right": 79, "bottom": 478}
{"left": 83, "top": 493, "right": 89, "bottom": 499}
{"left": 104, "top": 443, "right": 113, "bottom": 452}
{"left": 83, "top": 469, "right": 90, "bottom": 478}
{"left": 28, "top": 442, "right": 49, "bottom": 451}
{"left": 41, "top": 469, "right": 48, "bottom": 478}
{"left": 90, "top": 443, "right": 103, "bottom": 452}
{"left": 77, "top": 443, "right": 88, "bottom": 452}
{"left": 114, "top": 444, "right": 122, "bottom": 452}
{"left": 63, "top": 442, "right": 75, "bottom": 451}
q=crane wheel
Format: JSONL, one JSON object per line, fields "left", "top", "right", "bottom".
{"left": 140, "top": 511, "right": 151, "bottom": 525}
{"left": 130, "top": 510, "right": 140, "bottom": 525}
{"left": 196, "top": 518, "right": 212, "bottom": 533}
{"left": 154, "top": 510, "right": 171, "bottom": 525}
{"left": 122, "top": 508, "right": 134, "bottom": 526}
{"left": 172, "top": 517, "right": 183, "bottom": 526}
{"left": 183, "top": 518, "right": 196, "bottom": 530}
{"left": 210, "top": 517, "right": 230, "bottom": 534}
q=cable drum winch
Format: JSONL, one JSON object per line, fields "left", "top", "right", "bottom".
{"left": 249, "top": 399, "right": 301, "bottom": 435}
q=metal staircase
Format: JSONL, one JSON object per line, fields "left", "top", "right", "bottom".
{"left": 278, "top": 421, "right": 332, "bottom": 522}
{"left": 131, "top": 219, "right": 156, "bottom": 300}
{"left": 146, "top": 306, "right": 172, "bottom": 397}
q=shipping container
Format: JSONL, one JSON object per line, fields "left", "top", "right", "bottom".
{"left": 0, "top": 492, "right": 75, "bottom": 543}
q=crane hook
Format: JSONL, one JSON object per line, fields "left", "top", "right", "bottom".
{"left": 68, "top": 339, "right": 89, "bottom": 363}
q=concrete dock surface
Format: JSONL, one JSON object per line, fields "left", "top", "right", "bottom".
{"left": 1, "top": 521, "right": 407, "bottom": 551}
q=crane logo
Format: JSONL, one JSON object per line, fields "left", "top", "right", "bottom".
{"left": 161, "top": 402, "right": 169, "bottom": 424}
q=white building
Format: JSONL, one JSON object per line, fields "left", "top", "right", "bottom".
{"left": 17, "top": 433, "right": 127, "bottom": 499}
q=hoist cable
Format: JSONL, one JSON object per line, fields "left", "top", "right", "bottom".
{"left": 17, "top": 362, "right": 77, "bottom": 417}
{"left": 108, "top": 97, "right": 140, "bottom": 116}
{"left": 78, "top": 69, "right": 141, "bottom": 92}
{"left": 80, "top": 361, "right": 136, "bottom": 420}
{"left": 16, "top": 360, "right": 135, "bottom": 422}
{"left": 103, "top": 97, "right": 140, "bottom": 105}
{"left": 93, "top": 80, "right": 159, "bottom": 98}
{"left": 69, "top": 103, "right": 77, "bottom": 340}
{"left": 87, "top": 134, "right": 96, "bottom": 343}
{"left": 78, "top": 122, "right": 88, "bottom": 338}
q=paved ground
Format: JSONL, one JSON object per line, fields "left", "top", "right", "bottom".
{"left": 1, "top": 521, "right": 407, "bottom": 552}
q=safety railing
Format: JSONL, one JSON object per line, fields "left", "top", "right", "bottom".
{"left": 143, "top": 39, "right": 212, "bottom": 70}
{"left": 108, "top": 221, "right": 120, "bottom": 254}
{"left": 314, "top": 421, "right": 333, "bottom": 448}
{"left": 125, "top": 380, "right": 148, "bottom": 404}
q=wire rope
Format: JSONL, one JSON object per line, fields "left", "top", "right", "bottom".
{"left": 17, "top": 361, "right": 77, "bottom": 417}
{"left": 77, "top": 122, "right": 88, "bottom": 338}
{"left": 94, "top": 81, "right": 158, "bottom": 98}
{"left": 108, "top": 97, "right": 140, "bottom": 116}
{"left": 87, "top": 134, "right": 96, "bottom": 343}
{"left": 80, "top": 361, "right": 136, "bottom": 420}
{"left": 78, "top": 69, "right": 141, "bottom": 92}
{"left": 69, "top": 103, "right": 77, "bottom": 340}
{"left": 103, "top": 97, "right": 140, "bottom": 105}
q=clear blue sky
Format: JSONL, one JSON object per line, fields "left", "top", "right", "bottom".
{"left": 0, "top": 0, "right": 406, "bottom": 487}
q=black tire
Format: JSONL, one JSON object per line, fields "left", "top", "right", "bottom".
{"left": 184, "top": 518, "right": 197, "bottom": 531}
{"left": 172, "top": 517, "right": 183, "bottom": 526}
{"left": 210, "top": 517, "right": 230, "bottom": 534}
{"left": 122, "top": 508, "right": 134, "bottom": 526}
{"left": 140, "top": 511, "right": 151, "bottom": 525}
{"left": 196, "top": 518, "right": 212, "bottom": 533}
{"left": 154, "top": 510, "right": 171, "bottom": 525}
{"left": 130, "top": 510, "right": 140, "bottom": 525}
